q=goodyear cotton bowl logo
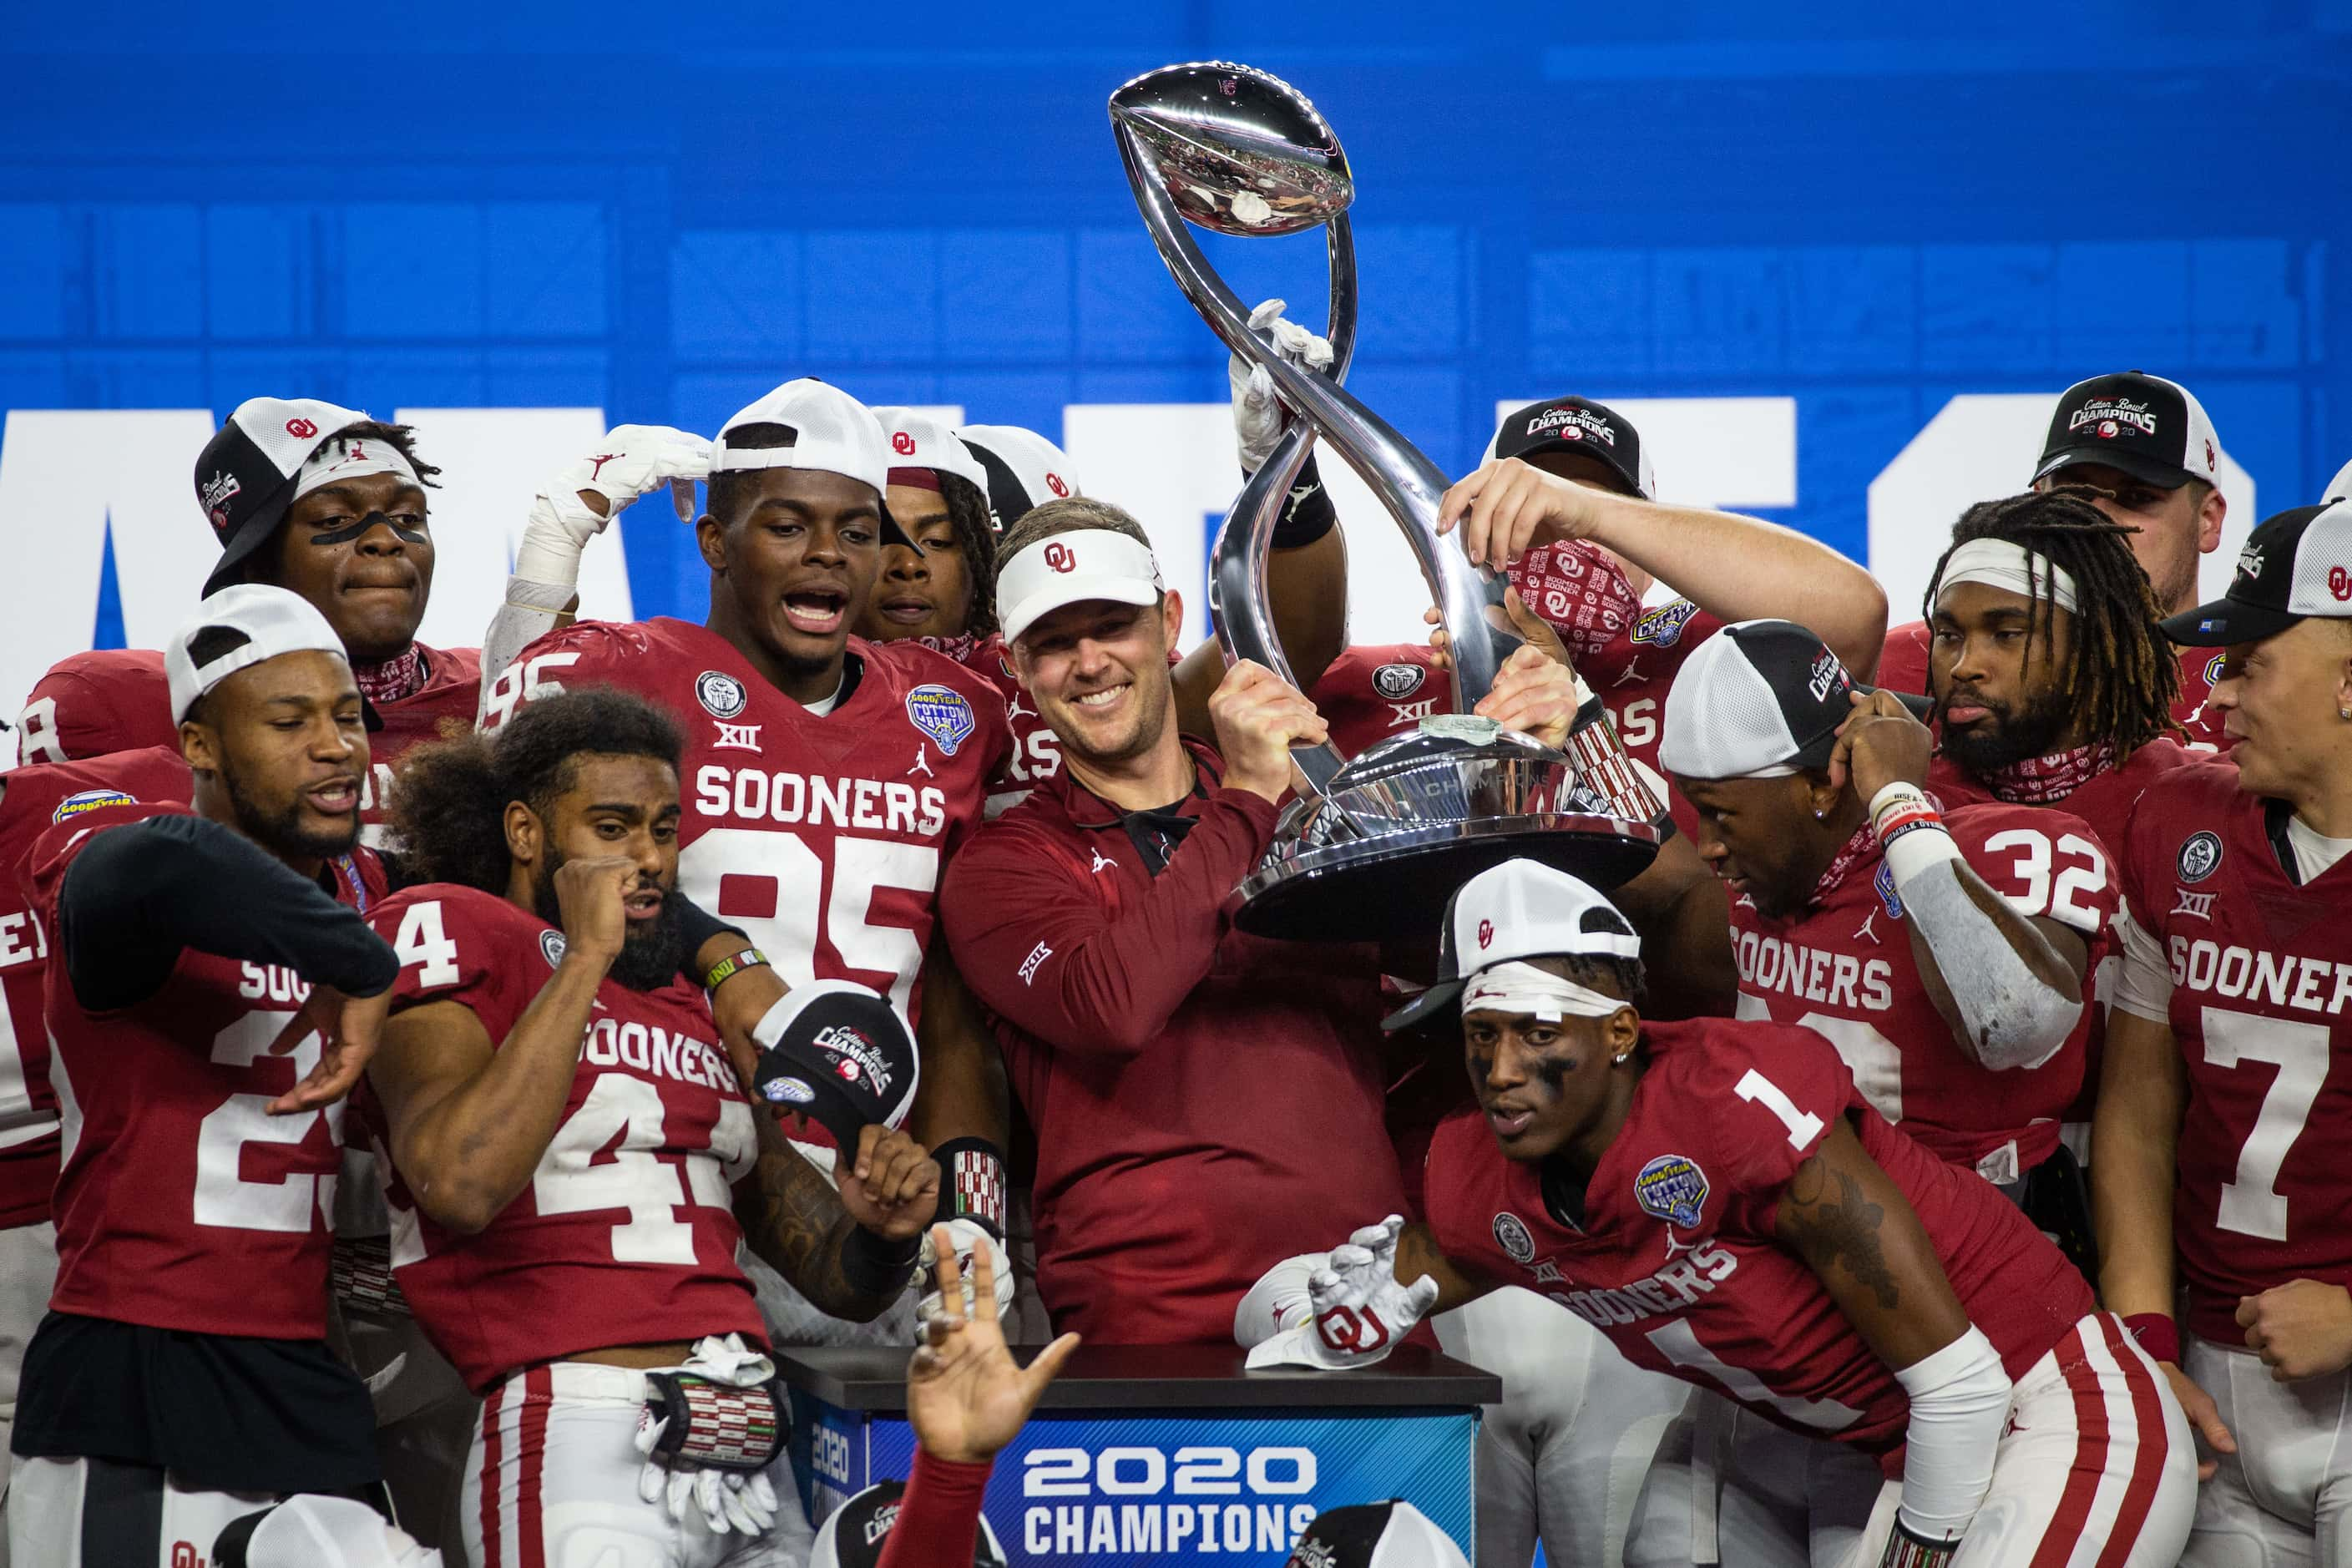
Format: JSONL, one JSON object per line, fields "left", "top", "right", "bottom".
{"left": 905, "top": 684, "right": 976, "bottom": 757}
{"left": 2070, "top": 397, "right": 2158, "bottom": 439}
{"left": 2178, "top": 830, "right": 2223, "bottom": 884}
{"left": 51, "top": 788, "right": 135, "bottom": 824}
{"left": 1630, "top": 599, "right": 1699, "bottom": 648}
{"left": 1634, "top": 1154, "right": 1709, "bottom": 1230}
{"left": 1492, "top": 1212, "right": 1536, "bottom": 1263}
{"left": 763, "top": 1074, "right": 816, "bottom": 1106}
{"left": 696, "top": 670, "right": 748, "bottom": 720}
{"left": 1874, "top": 860, "right": 1905, "bottom": 921}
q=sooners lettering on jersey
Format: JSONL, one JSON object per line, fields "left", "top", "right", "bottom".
{"left": 0, "top": 746, "right": 190, "bottom": 1227}
{"left": 952, "top": 631, "right": 1061, "bottom": 817}
{"left": 364, "top": 886, "right": 764, "bottom": 1390}
{"left": 480, "top": 617, "right": 1006, "bottom": 1026}
{"left": 29, "top": 802, "right": 386, "bottom": 1339}
{"left": 1879, "top": 620, "right": 2228, "bottom": 751}
{"left": 1424, "top": 1018, "right": 2093, "bottom": 1451}
{"left": 1729, "top": 801, "right": 2115, "bottom": 1181}
{"left": 2118, "top": 759, "right": 2352, "bottom": 1344}
{"left": 15, "top": 644, "right": 483, "bottom": 832}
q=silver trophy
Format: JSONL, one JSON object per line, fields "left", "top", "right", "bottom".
{"left": 1110, "top": 62, "right": 1662, "bottom": 943}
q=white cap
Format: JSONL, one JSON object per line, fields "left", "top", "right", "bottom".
{"left": 165, "top": 583, "right": 352, "bottom": 723}
{"left": 224, "top": 1495, "right": 440, "bottom": 1568}
{"left": 2325, "top": 456, "right": 2352, "bottom": 504}
{"left": 1281, "top": 1501, "right": 1469, "bottom": 1568}
{"left": 953, "top": 422, "right": 1080, "bottom": 532}
{"left": 871, "top": 406, "right": 993, "bottom": 497}
{"left": 713, "top": 378, "right": 913, "bottom": 548}
{"left": 1382, "top": 858, "right": 1641, "bottom": 1033}
{"left": 996, "top": 528, "right": 1165, "bottom": 645}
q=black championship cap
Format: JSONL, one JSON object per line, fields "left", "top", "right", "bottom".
{"left": 750, "top": 980, "right": 920, "bottom": 1147}
{"left": 1282, "top": 1501, "right": 1468, "bottom": 1568}
{"left": 2032, "top": 371, "right": 2223, "bottom": 492}
{"left": 2162, "top": 501, "right": 2352, "bottom": 648}
{"left": 1657, "top": 619, "right": 1930, "bottom": 781}
{"left": 195, "top": 397, "right": 373, "bottom": 596}
{"left": 1486, "top": 396, "right": 1656, "bottom": 500}
{"left": 811, "top": 1479, "right": 1008, "bottom": 1568}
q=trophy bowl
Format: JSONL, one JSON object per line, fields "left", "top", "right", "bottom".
{"left": 1109, "top": 63, "right": 1354, "bottom": 236}
{"left": 1233, "top": 719, "right": 1663, "bottom": 942}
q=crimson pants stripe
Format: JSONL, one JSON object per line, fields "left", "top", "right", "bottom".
{"left": 479, "top": 1377, "right": 508, "bottom": 1568}
{"left": 518, "top": 1367, "right": 552, "bottom": 1568}
{"left": 2092, "top": 1313, "right": 2169, "bottom": 1568}
{"left": 2030, "top": 1321, "right": 2111, "bottom": 1568}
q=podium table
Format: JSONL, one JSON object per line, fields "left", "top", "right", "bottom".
{"left": 781, "top": 1343, "right": 1498, "bottom": 1565}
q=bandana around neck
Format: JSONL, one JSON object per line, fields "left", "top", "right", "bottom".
{"left": 352, "top": 644, "right": 426, "bottom": 706}
{"left": 1809, "top": 817, "right": 1882, "bottom": 906}
{"left": 913, "top": 632, "right": 982, "bottom": 666}
{"left": 1980, "top": 739, "right": 2117, "bottom": 805}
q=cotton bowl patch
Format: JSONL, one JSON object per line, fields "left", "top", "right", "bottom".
{"left": 696, "top": 670, "right": 748, "bottom": 720}
{"left": 905, "top": 684, "right": 976, "bottom": 756}
{"left": 763, "top": 1075, "right": 816, "bottom": 1106}
{"left": 1631, "top": 599, "right": 1700, "bottom": 648}
{"left": 1634, "top": 1155, "right": 1708, "bottom": 1230}
{"left": 1874, "top": 860, "right": 1905, "bottom": 920}
{"left": 1492, "top": 1212, "right": 1535, "bottom": 1263}
{"left": 2177, "top": 830, "right": 2223, "bottom": 884}
{"left": 51, "top": 788, "right": 135, "bottom": 825}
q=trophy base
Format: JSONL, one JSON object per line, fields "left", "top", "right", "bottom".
{"left": 1232, "top": 813, "right": 1662, "bottom": 943}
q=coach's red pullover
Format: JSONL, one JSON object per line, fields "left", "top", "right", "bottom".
{"left": 941, "top": 738, "right": 1409, "bottom": 1343}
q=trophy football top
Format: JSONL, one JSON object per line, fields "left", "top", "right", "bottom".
{"left": 1108, "top": 61, "right": 1354, "bottom": 236}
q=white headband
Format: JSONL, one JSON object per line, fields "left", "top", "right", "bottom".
{"left": 997, "top": 528, "right": 1165, "bottom": 645}
{"left": 1940, "top": 538, "right": 2079, "bottom": 614}
{"left": 291, "top": 435, "right": 421, "bottom": 503}
{"left": 1461, "top": 960, "right": 1629, "bottom": 1024}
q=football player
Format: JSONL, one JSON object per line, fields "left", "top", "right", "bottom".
{"left": 2097, "top": 500, "right": 2352, "bottom": 1562}
{"left": 477, "top": 378, "right": 1013, "bottom": 1348}
{"left": 362, "top": 686, "right": 938, "bottom": 1566}
{"left": 1286, "top": 857, "right": 2195, "bottom": 1566}
{"left": 17, "top": 397, "right": 482, "bottom": 820}
{"left": 1879, "top": 371, "right": 2234, "bottom": 746}
{"left": 11, "top": 586, "right": 397, "bottom": 1561}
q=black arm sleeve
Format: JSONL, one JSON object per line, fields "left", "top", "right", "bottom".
{"left": 58, "top": 816, "right": 399, "bottom": 1014}
{"left": 673, "top": 896, "right": 749, "bottom": 987}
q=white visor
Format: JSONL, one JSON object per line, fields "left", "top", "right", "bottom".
{"left": 291, "top": 433, "right": 421, "bottom": 503}
{"left": 998, "top": 529, "right": 1165, "bottom": 645}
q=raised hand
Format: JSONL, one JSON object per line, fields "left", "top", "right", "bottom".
{"left": 907, "top": 1226, "right": 1081, "bottom": 1463}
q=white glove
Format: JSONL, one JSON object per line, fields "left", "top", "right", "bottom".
{"left": 1235, "top": 1252, "right": 1327, "bottom": 1348}
{"left": 1229, "top": 297, "right": 1335, "bottom": 473}
{"left": 517, "top": 424, "right": 713, "bottom": 589}
{"left": 1247, "top": 1215, "right": 1439, "bottom": 1370}
{"left": 631, "top": 1333, "right": 783, "bottom": 1538}
{"left": 917, "top": 1217, "right": 1015, "bottom": 1328}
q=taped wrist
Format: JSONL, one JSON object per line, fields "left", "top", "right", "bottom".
{"left": 1893, "top": 1325, "right": 2011, "bottom": 1538}
{"left": 843, "top": 1223, "right": 922, "bottom": 1297}
{"left": 1268, "top": 453, "right": 1338, "bottom": 549}
{"left": 1877, "top": 1516, "right": 1962, "bottom": 1568}
{"left": 643, "top": 1372, "right": 786, "bottom": 1472}
{"left": 1894, "top": 854, "right": 2081, "bottom": 1070}
{"left": 1565, "top": 688, "right": 1667, "bottom": 825}
{"left": 1869, "top": 782, "right": 1962, "bottom": 888}
{"left": 930, "top": 1137, "right": 1008, "bottom": 1240}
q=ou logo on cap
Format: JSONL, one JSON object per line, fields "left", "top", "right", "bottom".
{"left": 891, "top": 431, "right": 916, "bottom": 456}
{"left": 1044, "top": 541, "right": 1077, "bottom": 574}
{"left": 2331, "top": 565, "right": 2351, "bottom": 603}
{"left": 1477, "top": 918, "right": 1495, "bottom": 949}
{"left": 286, "top": 417, "right": 318, "bottom": 438}
{"left": 1046, "top": 473, "right": 1070, "bottom": 498}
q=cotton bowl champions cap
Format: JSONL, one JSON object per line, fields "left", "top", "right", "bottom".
{"left": 1382, "top": 857, "right": 1642, "bottom": 1034}
{"left": 2162, "top": 501, "right": 2352, "bottom": 647}
{"left": 1281, "top": 1501, "right": 1469, "bottom": 1568}
{"left": 2032, "top": 371, "right": 2222, "bottom": 492}
{"left": 810, "top": 1479, "right": 1008, "bottom": 1567}
{"left": 749, "top": 980, "right": 920, "bottom": 1147}
{"left": 714, "top": 380, "right": 914, "bottom": 549}
{"left": 1487, "top": 395, "right": 1655, "bottom": 501}
{"left": 953, "top": 423, "right": 1080, "bottom": 534}
{"left": 165, "top": 584, "right": 353, "bottom": 724}
{"left": 996, "top": 529, "right": 1166, "bottom": 646}
{"left": 195, "top": 396, "right": 374, "bottom": 596}
{"left": 1657, "top": 619, "right": 1925, "bottom": 781}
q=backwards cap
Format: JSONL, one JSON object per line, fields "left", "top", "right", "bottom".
{"left": 713, "top": 379, "right": 913, "bottom": 549}
{"left": 164, "top": 584, "right": 352, "bottom": 724}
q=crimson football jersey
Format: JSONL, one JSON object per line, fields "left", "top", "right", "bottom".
{"left": 1728, "top": 802, "right": 2116, "bottom": 1181}
{"left": 365, "top": 885, "right": 765, "bottom": 1390}
{"left": 1424, "top": 1017, "right": 2093, "bottom": 1451}
{"left": 15, "top": 643, "right": 483, "bottom": 830}
{"left": 29, "top": 802, "right": 387, "bottom": 1339}
{"left": 0, "top": 746, "right": 190, "bottom": 1227}
{"left": 1879, "top": 620, "right": 2226, "bottom": 751}
{"left": 2116, "top": 760, "right": 2352, "bottom": 1344}
{"left": 481, "top": 618, "right": 1005, "bottom": 1024}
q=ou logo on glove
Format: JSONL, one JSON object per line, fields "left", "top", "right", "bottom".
{"left": 1315, "top": 1303, "right": 1393, "bottom": 1357}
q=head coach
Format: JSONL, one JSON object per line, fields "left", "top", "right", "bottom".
{"left": 935, "top": 497, "right": 1414, "bottom": 1344}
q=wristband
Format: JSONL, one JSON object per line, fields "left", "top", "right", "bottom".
{"left": 1869, "top": 781, "right": 1940, "bottom": 839}
{"left": 1269, "top": 453, "right": 1339, "bottom": 549}
{"left": 702, "top": 948, "right": 769, "bottom": 993}
{"left": 931, "top": 1137, "right": 1009, "bottom": 1240}
{"left": 1879, "top": 1518, "right": 1960, "bottom": 1568}
{"left": 842, "top": 1223, "right": 923, "bottom": 1297}
{"left": 2124, "top": 1312, "right": 2181, "bottom": 1366}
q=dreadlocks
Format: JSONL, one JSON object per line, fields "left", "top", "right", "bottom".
{"left": 1923, "top": 484, "right": 2181, "bottom": 756}
{"left": 938, "top": 471, "right": 1000, "bottom": 636}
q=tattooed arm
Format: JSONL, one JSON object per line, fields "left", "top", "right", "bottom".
{"left": 1774, "top": 1115, "right": 2015, "bottom": 1548}
{"left": 733, "top": 1118, "right": 941, "bottom": 1323}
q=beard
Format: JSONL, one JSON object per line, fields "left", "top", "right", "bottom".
{"left": 220, "top": 753, "right": 362, "bottom": 862}
{"left": 532, "top": 852, "right": 691, "bottom": 992}
{"left": 1935, "top": 685, "right": 2073, "bottom": 775}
